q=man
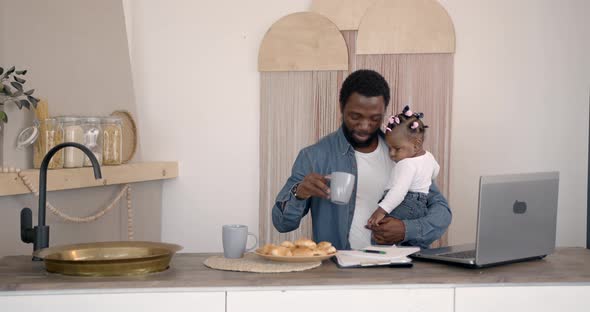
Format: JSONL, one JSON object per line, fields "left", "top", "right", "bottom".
{"left": 272, "top": 69, "right": 451, "bottom": 250}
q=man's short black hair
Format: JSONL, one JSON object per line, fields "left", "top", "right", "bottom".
{"left": 339, "top": 69, "right": 390, "bottom": 108}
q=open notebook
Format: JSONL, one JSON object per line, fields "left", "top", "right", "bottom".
{"left": 334, "top": 245, "right": 419, "bottom": 268}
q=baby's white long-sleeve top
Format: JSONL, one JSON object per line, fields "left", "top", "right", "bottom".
{"left": 378, "top": 151, "right": 440, "bottom": 213}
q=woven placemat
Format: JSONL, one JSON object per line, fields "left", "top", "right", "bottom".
{"left": 204, "top": 253, "right": 321, "bottom": 273}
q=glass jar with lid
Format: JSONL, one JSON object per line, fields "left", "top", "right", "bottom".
{"left": 57, "top": 116, "right": 84, "bottom": 168}
{"left": 31, "top": 118, "right": 64, "bottom": 169}
{"left": 80, "top": 117, "right": 103, "bottom": 167}
{"left": 101, "top": 117, "right": 122, "bottom": 165}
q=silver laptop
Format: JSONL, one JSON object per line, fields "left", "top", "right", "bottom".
{"left": 412, "top": 172, "right": 559, "bottom": 268}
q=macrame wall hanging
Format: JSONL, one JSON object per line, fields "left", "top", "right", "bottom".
{"left": 259, "top": 0, "right": 455, "bottom": 248}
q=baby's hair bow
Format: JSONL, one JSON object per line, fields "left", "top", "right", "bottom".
{"left": 388, "top": 115, "right": 400, "bottom": 124}
{"left": 410, "top": 121, "right": 419, "bottom": 129}
{"left": 403, "top": 105, "right": 413, "bottom": 117}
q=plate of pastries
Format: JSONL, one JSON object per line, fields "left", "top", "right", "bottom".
{"left": 255, "top": 238, "right": 337, "bottom": 262}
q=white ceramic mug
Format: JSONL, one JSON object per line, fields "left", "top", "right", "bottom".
{"left": 329, "top": 172, "right": 355, "bottom": 205}
{"left": 222, "top": 224, "right": 258, "bottom": 258}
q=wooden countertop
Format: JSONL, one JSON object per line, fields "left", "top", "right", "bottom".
{"left": 1, "top": 248, "right": 590, "bottom": 293}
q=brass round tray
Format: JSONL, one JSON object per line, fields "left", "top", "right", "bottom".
{"left": 33, "top": 241, "right": 182, "bottom": 276}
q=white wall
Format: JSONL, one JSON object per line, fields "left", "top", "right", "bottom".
{"left": 1, "top": 0, "right": 140, "bottom": 167}
{"left": 124, "top": 0, "right": 313, "bottom": 252}
{"left": 125, "top": 0, "right": 590, "bottom": 251}
{"left": 440, "top": 0, "right": 590, "bottom": 246}
{"left": 0, "top": 0, "right": 163, "bottom": 257}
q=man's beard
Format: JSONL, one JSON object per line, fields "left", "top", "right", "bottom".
{"left": 342, "top": 122, "right": 379, "bottom": 148}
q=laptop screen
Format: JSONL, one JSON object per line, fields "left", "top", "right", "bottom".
{"left": 475, "top": 172, "right": 559, "bottom": 266}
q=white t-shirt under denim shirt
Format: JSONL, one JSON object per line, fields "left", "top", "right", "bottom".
{"left": 349, "top": 136, "right": 393, "bottom": 249}
{"left": 379, "top": 151, "right": 440, "bottom": 213}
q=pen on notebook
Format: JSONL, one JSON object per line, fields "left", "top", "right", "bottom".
{"left": 361, "top": 249, "right": 386, "bottom": 254}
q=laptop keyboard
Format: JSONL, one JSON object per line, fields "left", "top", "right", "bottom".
{"left": 441, "top": 250, "right": 476, "bottom": 259}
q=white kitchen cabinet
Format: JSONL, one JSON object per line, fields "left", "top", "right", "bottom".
{"left": 227, "top": 288, "right": 454, "bottom": 312}
{"left": 455, "top": 286, "right": 590, "bottom": 312}
{"left": 0, "top": 291, "right": 225, "bottom": 312}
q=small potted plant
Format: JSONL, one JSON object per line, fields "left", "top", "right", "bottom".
{"left": 0, "top": 66, "right": 40, "bottom": 127}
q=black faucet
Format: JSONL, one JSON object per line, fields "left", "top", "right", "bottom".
{"left": 20, "top": 142, "right": 102, "bottom": 260}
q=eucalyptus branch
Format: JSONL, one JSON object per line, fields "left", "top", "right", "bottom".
{"left": 0, "top": 66, "right": 38, "bottom": 124}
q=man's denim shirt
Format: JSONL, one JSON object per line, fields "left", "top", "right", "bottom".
{"left": 272, "top": 127, "right": 452, "bottom": 250}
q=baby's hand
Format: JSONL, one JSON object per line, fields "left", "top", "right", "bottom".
{"left": 367, "top": 207, "right": 388, "bottom": 228}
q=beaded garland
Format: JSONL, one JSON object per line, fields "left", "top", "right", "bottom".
{"left": 1, "top": 166, "right": 134, "bottom": 240}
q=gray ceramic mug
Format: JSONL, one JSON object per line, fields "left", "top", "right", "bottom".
{"left": 329, "top": 171, "right": 356, "bottom": 205}
{"left": 222, "top": 224, "right": 258, "bottom": 258}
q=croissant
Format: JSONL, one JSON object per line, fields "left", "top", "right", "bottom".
{"left": 280, "top": 241, "right": 296, "bottom": 249}
{"left": 291, "top": 247, "right": 315, "bottom": 257}
{"left": 312, "top": 249, "right": 328, "bottom": 256}
{"left": 260, "top": 244, "right": 277, "bottom": 255}
{"left": 294, "top": 238, "right": 317, "bottom": 249}
{"left": 258, "top": 239, "right": 337, "bottom": 257}
{"left": 271, "top": 246, "right": 293, "bottom": 257}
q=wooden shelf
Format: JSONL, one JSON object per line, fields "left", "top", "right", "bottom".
{"left": 0, "top": 161, "right": 178, "bottom": 197}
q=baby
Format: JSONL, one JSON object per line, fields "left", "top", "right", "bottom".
{"left": 367, "top": 106, "right": 440, "bottom": 227}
